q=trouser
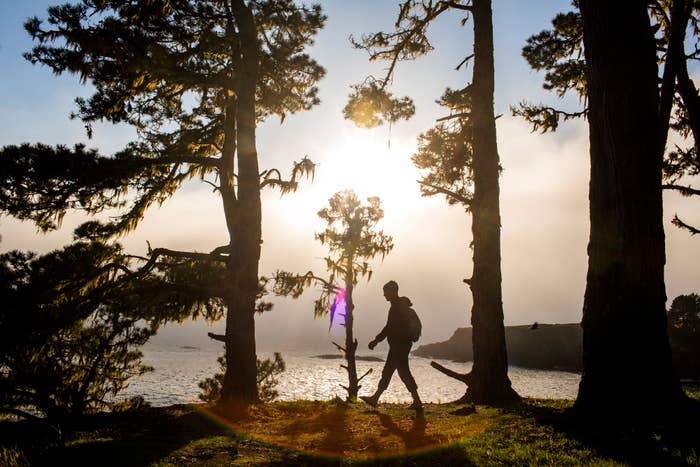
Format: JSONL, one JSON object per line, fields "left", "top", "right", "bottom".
{"left": 378, "top": 341, "right": 417, "bottom": 392}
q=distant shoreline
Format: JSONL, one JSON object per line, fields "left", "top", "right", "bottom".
{"left": 413, "top": 323, "right": 583, "bottom": 372}
{"left": 314, "top": 354, "right": 384, "bottom": 362}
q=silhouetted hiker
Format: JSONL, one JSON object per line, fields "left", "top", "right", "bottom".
{"left": 361, "top": 280, "right": 423, "bottom": 410}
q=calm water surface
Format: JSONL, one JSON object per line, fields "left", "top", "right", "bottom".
{"left": 121, "top": 345, "right": 581, "bottom": 406}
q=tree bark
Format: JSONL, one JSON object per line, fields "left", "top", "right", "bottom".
{"left": 343, "top": 266, "right": 359, "bottom": 401}
{"left": 220, "top": 0, "right": 262, "bottom": 406}
{"left": 464, "top": 0, "right": 519, "bottom": 404}
{"left": 576, "top": 0, "right": 686, "bottom": 420}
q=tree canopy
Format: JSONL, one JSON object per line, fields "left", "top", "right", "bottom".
{"left": 515, "top": 0, "right": 700, "bottom": 234}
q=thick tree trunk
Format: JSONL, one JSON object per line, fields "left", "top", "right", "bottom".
{"left": 220, "top": 0, "right": 261, "bottom": 406}
{"left": 343, "top": 271, "right": 359, "bottom": 401}
{"left": 465, "top": 0, "right": 519, "bottom": 404}
{"left": 576, "top": 0, "right": 686, "bottom": 420}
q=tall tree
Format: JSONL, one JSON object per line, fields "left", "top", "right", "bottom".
{"left": 274, "top": 190, "right": 393, "bottom": 401}
{"left": 515, "top": 0, "right": 700, "bottom": 234}
{"left": 575, "top": 0, "right": 687, "bottom": 418}
{"left": 346, "top": 0, "right": 519, "bottom": 404}
{"left": 1, "top": 0, "right": 325, "bottom": 406}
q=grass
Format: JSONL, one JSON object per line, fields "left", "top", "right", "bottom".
{"left": 1, "top": 397, "right": 699, "bottom": 466}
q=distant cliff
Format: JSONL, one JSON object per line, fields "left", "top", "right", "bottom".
{"left": 413, "top": 323, "right": 583, "bottom": 372}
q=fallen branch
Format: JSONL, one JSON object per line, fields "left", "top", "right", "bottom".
{"left": 430, "top": 361, "right": 471, "bottom": 385}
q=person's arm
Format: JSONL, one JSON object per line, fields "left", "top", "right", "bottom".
{"left": 369, "top": 307, "right": 393, "bottom": 349}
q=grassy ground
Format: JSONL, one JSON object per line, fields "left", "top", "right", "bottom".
{"left": 2, "top": 394, "right": 699, "bottom": 466}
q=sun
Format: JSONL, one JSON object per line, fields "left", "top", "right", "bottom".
{"left": 262, "top": 129, "right": 424, "bottom": 241}
{"left": 313, "top": 130, "right": 421, "bottom": 206}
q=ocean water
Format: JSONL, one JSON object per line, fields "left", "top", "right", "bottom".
{"left": 120, "top": 344, "right": 581, "bottom": 406}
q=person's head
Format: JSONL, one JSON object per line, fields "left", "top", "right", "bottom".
{"left": 383, "top": 280, "right": 399, "bottom": 301}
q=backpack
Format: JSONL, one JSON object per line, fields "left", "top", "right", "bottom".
{"left": 407, "top": 307, "right": 422, "bottom": 342}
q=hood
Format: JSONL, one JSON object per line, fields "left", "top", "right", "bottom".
{"left": 392, "top": 296, "right": 412, "bottom": 308}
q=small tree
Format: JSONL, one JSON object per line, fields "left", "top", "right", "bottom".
{"left": 198, "top": 352, "right": 286, "bottom": 403}
{"left": 667, "top": 293, "right": 700, "bottom": 377}
{"left": 274, "top": 190, "right": 393, "bottom": 401}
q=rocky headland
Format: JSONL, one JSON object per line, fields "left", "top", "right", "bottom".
{"left": 413, "top": 323, "right": 583, "bottom": 372}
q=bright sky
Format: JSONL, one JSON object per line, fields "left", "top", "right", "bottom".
{"left": 1, "top": 1, "right": 699, "bottom": 352}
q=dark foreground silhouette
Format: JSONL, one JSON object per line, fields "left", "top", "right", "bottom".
{"left": 2, "top": 396, "right": 698, "bottom": 466}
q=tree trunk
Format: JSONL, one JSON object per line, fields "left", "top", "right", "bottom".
{"left": 343, "top": 269, "right": 359, "bottom": 401}
{"left": 576, "top": 0, "right": 686, "bottom": 420}
{"left": 465, "top": 0, "right": 519, "bottom": 404}
{"left": 220, "top": 0, "right": 261, "bottom": 406}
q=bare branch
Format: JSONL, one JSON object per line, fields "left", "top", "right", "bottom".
{"left": 207, "top": 332, "right": 226, "bottom": 342}
{"left": 439, "top": 1, "right": 473, "bottom": 12}
{"left": 430, "top": 361, "right": 472, "bottom": 384}
{"left": 358, "top": 367, "right": 373, "bottom": 382}
{"left": 332, "top": 341, "right": 347, "bottom": 353}
{"left": 203, "top": 179, "right": 220, "bottom": 192}
{"left": 418, "top": 180, "right": 472, "bottom": 205}
{"left": 436, "top": 111, "right": 471, "bottom": 122}
{"left": 663, "top": 184, "right": 700, "bottom": 196}
{"left": 455, "top": 53, "right": 474, "bottom": 70}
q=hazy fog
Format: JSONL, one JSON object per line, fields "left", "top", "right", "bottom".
{"left": 1, "top": 0, "right": 699, "bottom": 352}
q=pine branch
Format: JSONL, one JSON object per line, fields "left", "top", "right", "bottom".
{"left": 418, "top": 180, "right": 472, "bottom": 205}
{"left": 260, "top": 157, "right": 316, "bottom": 194}
{"left": 663, "top": 184, "right": 700, "bottom": 196}
{"left": 436, "top": 111, "right": 471, "bottom": 122}
{"left": 671, "top": 214, "right": 700, "bottom": 235}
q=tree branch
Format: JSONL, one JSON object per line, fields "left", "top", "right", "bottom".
{"left": 207, "top": 332, "right": 226, "bottom": 342}
{"left": 663, "top": 183, "right": 700, "bottom": 196}
{"left": 455, "top": 53, "right": 474, "bottom": 70}
{"left": 418, "top": 180, "right": 472, "bottom": 205}
{"left": 671, "top": 214, "right": 700, "bottom": 235}
{"left": 332, "top": 341, "right": 347, "bottom": 353}
{"left": 436, "top": 111, "right": 471, "bottom": 122}
{"left": 658, "top": 0, "right": 692, "bottom": 153}
{"left": 439, "top": 1, "right": 473, "bottom": 12}
{"left": 357, "top": 367, "right": 373, "bottom": 383}
{"left": 430, "top": 361, "right": 472, "bottom": 384}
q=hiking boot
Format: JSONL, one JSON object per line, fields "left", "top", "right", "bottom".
{"left": 409, "top": 389, "right": 423, "bottom": 410}
{"left": 409, "top": 401, "right": 424, "bottom": 411}
{"left": 360, "top": 395, "right": 379, "bottom": 407}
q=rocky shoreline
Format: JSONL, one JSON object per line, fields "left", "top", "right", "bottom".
{"left": 413, "top": 323, "right": 583, "bottom": 372}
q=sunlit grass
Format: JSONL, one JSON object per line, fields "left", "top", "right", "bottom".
{"left": 2, "top": 397, "right": 699, "bottom": 465}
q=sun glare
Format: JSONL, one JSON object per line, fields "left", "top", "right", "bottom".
{"left": 315, "top": 131, "right": 420, "bottom": 209}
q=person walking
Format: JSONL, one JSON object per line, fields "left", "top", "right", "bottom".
{"left": 361, "top": 280, "right": 423, "bottom": 410}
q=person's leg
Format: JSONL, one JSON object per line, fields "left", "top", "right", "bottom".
{"left": 361, "top": 348, "right": 397, "bottom": 407}
{"left": 396, "top": 343, "right": 422, "bottom": 409}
